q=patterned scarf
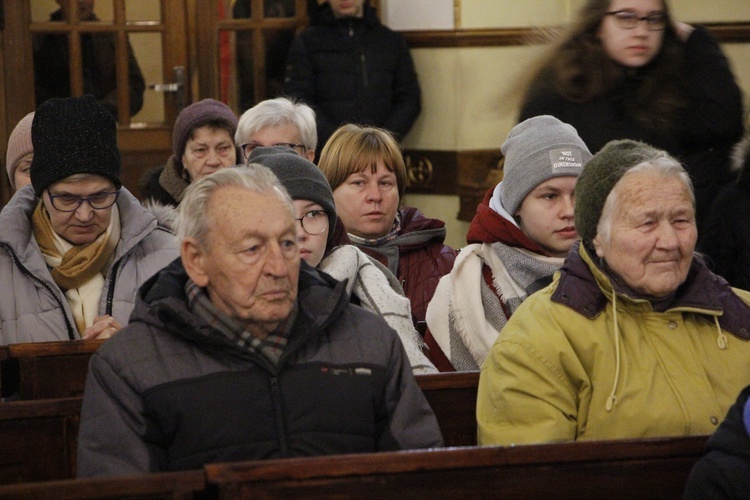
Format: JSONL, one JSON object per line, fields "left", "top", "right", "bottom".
{"left": 348, "top": 211, "right": 402, "bottom": 247}
{"left": 185, "top": 279, "right": 296, "bottom": 366}
{"left": 428, "top": 241, "right": 563, "bottom": 371}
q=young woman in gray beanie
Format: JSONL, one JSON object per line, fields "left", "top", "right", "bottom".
{"left": 248, "top": 146, "right": 437, "bottom": 374}
{"left": 0, "top": 95, "right": 178, "bottom": 345}
{"left": 425, "top": 115, "right": 591, "bottom": 371}
{"left": 139, "top": 99, "right": 239, "bottom": 206}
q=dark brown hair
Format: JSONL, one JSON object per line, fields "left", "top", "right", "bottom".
{"left": 524, "top": 0, "right": 686, "bottom": 135}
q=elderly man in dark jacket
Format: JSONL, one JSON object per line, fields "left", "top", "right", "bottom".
{"left": 77, "top": 165, "right": 443, "bottom": 477}
{"left": 283, "top": 0, "right": 421, "bottom": 157}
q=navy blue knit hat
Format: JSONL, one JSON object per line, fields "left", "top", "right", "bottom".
{"left": 30, "top": 95, "right": 121, "bottom": 196}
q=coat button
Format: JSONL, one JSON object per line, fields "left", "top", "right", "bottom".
{"left": 668, "top": 321, "right": 678, "bottom": 330}
{"left": 710, "top": 416, "right": 719, "bottom": 425}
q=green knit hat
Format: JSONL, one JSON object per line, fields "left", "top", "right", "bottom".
{"left": 574, "top": 139, "right": 663, "bottom": 251}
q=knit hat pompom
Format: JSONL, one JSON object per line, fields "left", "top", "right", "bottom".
{"left": 574, "top": 139, "right": 663, "bottom": 251}
{"left": 6, "top": 112, "right": 35, "bottom": 190}
{"left": 247, "top": 146, "right": 337, "bottom": 247}
{"left": 31, "top": 95, "right": 121, "bottom": 196}
{"left": 173, "top": 99, "right": 238, "bottom": 160}
{"left": 500, "top": 115, "right": 591, "bottom": 215}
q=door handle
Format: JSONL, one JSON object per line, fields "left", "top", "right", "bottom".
{"left": 148, "top": 66, "right": 185, "bottom": 112}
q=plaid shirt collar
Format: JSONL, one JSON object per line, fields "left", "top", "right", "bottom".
{"left": 185, "top": 279, "right": 297, "bottom": 366}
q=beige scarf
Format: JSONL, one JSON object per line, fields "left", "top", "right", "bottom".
{"left": 32, "top": 201, "right": 121, "bottom": 334}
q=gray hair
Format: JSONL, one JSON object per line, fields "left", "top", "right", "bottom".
{"left": 235, "top": 97, "right": 317, "bottom": 153}
{"left": 596, "top": 152, "right": 695, "bottom": 247}
{"left": 176, "top": 165, "right": 293, "bottom": 248}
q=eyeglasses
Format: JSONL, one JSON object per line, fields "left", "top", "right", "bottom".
{"left": 295, "top": 210, "right": 328, "bottom": 235}
{"left": 47, "top": 189, "right": 120, "bottom": 212}
{"left": 605, "top": 10, "right": 668, "bottom": 31}
{"left": 242, "top": 142, "right": 308, "bottom": 159}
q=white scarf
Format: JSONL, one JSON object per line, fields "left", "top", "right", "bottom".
{"left": 319, "top": 245, "right": 437, "bottom": 374}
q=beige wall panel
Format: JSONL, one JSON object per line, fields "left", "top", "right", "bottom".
{"left": 404, "top": 194, "right": 470, "bottom": 249}
{"left": 672, "top": 1, "right": 750, "bottom": 22}
{"left": 455, "top": 45, "right": 547, "bottom": 149}
{"left": 404, "top": 49, "right": 461, "bottom": 150}
{"left": 459, "top": 0, "right": 578, "bottom": 29}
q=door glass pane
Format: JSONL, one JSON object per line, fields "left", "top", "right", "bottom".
{"left": 30, "top": 0, "right": 61, "bottom": 22}
{"left": 234, "top": 30, "right": 254, "bottom": 112}
{"left": 231, "top": 0, "right": 297, "bottom": 19}
{"left": 130, "top": 32, "right": 163, "bottom": 123}
{"left": 126, "top": 0, "right": 162, "bottom": 22}
{"left": 31, "top": 0, "right": 114, "bottom": 23}
{"left": 264, "top": 28, "right": 294, "bottom": 97}
{"left": 265, "top": 0, "right": 296, "bottom": 18}
{"left": 88, "top": 0, "right": 114, "bottom": 23}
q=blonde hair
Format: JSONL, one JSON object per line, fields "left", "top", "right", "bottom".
{"left": 318, "top": 124, "right": 407, "bottom": 201}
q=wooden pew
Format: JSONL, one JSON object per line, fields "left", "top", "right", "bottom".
{"left": 0, "top": 397, "right": 82, "bottom": 484}
{"left": 204, "top": 435, "right": 709, "bottom": 499}
{"left": 415, "top": 371, "right": 479, "bottom": 447}
{"left": 0, "top": 470, "right": 206, "bottom": 499}
{"left": 0, "top": 340, "right": 104, "bottom": 400}
{"left": 0, "top": 435, "right": 707, "bottom": 498}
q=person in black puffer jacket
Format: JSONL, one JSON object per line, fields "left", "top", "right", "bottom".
{"left": 284, "top": 0, "right": 421, "bottom": 158}
{"left": 683, "top": 385, "right": 750, "bottom": 499}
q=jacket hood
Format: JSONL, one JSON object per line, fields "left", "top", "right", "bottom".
{"left": 466, "top": 187, "right": 549, "bottom": 253}
{"left": 552, "top": 242, "right": 750, "bottom": 341}
{"left": 133, "top": 258, "right": 351, "bottom": 362}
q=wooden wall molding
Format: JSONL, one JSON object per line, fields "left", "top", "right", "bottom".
{"left": 403, "top": 22, "right": 750, "bottom": 48}
{"left": 404, "top": 149, "right": 502, "bottom": 221}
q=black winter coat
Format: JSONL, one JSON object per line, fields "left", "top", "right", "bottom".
{"left": 284, "top": 4, "right": 421, "bottom": 153}
{"left": 699, "top": 137, "right": 750, "bottom": 291}
{"left": 683, "top": 385, "right": 750, "bottom": 499}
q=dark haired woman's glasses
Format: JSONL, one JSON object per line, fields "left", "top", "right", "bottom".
{"left": 605, "top": 10, "right": 667, "bottom": 31}
{"left": 295, "top": 210, "right": 328, "bottom": 235}
{"left": 47, "top": 189, "right": 120, "bottom": 212}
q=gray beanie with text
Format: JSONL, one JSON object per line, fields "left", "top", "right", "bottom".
{"left": 500, "top": 115, "right": 591, "bottom": 214}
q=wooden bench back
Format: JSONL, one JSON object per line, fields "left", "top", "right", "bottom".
{"left": 415, "top": 371, "right": 479, "bottom": 447}
{"left": 0, "top": 340, "right": 104, "bottom": 400}
{"left": 204, "top": 436, "right": 708, "bottom": 499}
{"left": 0, "top": 339, "right": 480, "bottom": 447}
{"left": 0, "top": 470, "right": 205, "bottom": 499}
{"left": 0, "top": 436, "right": 707, "bottom": 498}
{"left": 0, "top": 397, "right": 82, "bottom": 483}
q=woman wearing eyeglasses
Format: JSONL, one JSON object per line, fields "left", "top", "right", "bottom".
{"left": 247, "top": 146, "right": 437, "bottom": 374}
{"left": 0, "top": 96, "right": 178, "bottom": 346}
{"left": 518, "top": 0, "right": 743, "bottom": 232}
{"left": 139, "top": 99, "right": 239, "bottom": 207}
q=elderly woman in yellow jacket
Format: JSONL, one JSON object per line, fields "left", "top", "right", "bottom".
{"left": 477, "top": 139, "right": 750, "bottom": 445}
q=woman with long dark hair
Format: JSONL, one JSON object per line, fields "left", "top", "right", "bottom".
{"left": 519, "top": 0, "right": 743, "bottom": 229}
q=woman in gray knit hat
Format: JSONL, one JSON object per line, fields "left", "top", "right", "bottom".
{"left": 139, "top": 99, "right": 239, "bottom": 206}
{"left": 248, "top": 146, "right": 437, "bottom": 374}
{"left": 477, "top": 139, "right": 750, "bottom": 447}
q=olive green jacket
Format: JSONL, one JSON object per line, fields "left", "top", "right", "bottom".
{"left": 477, "top": 243, "right": 750, "bottom": 445}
